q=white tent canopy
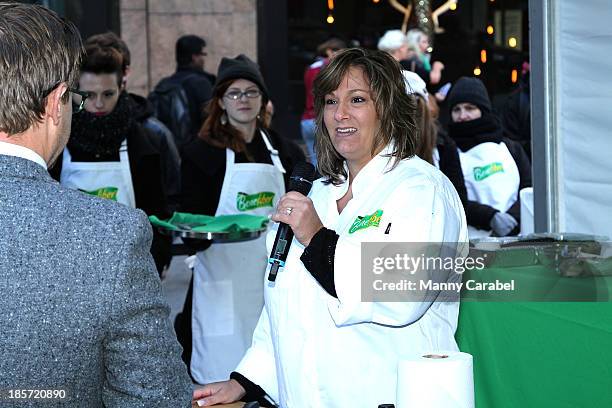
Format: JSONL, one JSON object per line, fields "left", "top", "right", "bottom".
{"left": 530, "top": 0, "right": 612, "bottom": 238}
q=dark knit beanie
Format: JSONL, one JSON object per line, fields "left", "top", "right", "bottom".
{"left": 447, "top": 76, "right": 492, "bottom": 114}
{"left": 215, "top": 54, "right": 269, "bottom": 101}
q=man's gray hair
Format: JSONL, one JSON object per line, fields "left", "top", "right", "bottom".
{"left": 377, "top": 29, "right": 408, "bottom": 53}
{"left": 0, "top": 2, "right": 83, "bottom": 135}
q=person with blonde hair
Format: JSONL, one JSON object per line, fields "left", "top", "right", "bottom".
{"left": 406, "top": 28, "right": 444, "bottom": 85}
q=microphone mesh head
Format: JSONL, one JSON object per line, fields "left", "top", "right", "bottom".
{"left": 289, "top": 161, "right": 316, "bottom": 195}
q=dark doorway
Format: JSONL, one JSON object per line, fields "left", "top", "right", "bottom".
{"left": 22, "top": 0, "right": 120, "bottom": 39}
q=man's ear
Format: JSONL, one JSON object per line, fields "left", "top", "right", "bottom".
{"left": 47, "top": 83, "right": 69, "bottom": 127}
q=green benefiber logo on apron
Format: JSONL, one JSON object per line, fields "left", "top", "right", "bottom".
{"left": 236, "top": 192, "right": 275, "bottom": 211}
{"left": 349, "top": 210, "right": 383, "bottom": 234}
{"left": 473, "top": 162, "right": 504, "bottom": 181}
{"left": 79, "top": 187, "right": 119, "bottom": 201}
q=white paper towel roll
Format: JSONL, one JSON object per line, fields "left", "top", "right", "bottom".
{"left": 396, "top": 351, "right": 474, "bottom": 408}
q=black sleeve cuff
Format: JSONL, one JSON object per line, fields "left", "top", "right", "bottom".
{"left": 230, "top": 371, "right": 268, "bottom": 404}
{"left": 300, "top": 227, "right": 339, "bottom": 298}
{"left": 466, "top": 200, "right": 499, "bottom": 230}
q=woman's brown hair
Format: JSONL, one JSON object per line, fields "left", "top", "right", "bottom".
{"left": 414, "top": 95, "right": 438, "bottom": 165}
{"left": 198, "top": 79, "right": 269, "bottom": 155}
{"left": 313, "top": 48, "right": 418, "bottom": 185}
{"left": 80, "top": 44, "right": 123, "bottom": 86}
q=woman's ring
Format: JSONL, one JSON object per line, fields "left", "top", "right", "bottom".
{"left": 285, "top": 207, "right": 293, "bottom": 216}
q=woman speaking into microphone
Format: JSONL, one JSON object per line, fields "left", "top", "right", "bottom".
{"left": 194, "top": 48, "right": 468, "bottom": 407}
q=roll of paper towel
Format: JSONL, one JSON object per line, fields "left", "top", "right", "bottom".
{"left": 396, "top": 351, "right": 474, "bottom": 408}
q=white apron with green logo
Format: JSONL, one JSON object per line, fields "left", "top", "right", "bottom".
{"left": 191, "top": 130, "right": 286, "bottom": 384}
{"left": 458, "top": 141, "right": 519, "bottom": 238}
{"left": 59, "top": 139, "right": 136, "bottom": 207}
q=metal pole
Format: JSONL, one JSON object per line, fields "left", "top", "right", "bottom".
{"left": 529, "top": 0, "right": 559, "bottom": 233}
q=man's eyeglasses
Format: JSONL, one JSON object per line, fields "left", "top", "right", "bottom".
{"left": 42, "top": 83, "right": 89, "bottom": 113}
{"left": 69, "top": 88, "right": 89, "bottom": 113}
{"left": 223, "top": 89, "right": 261, "bottom": 100}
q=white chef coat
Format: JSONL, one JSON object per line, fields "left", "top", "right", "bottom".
{"left": 236, "top": 145, "right": 468, "bottom": 407}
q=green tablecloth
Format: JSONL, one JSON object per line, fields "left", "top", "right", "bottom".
{"left": 456, "top": 264, "right": 612, "bottom": 407}
{"left": 149, "top": 212, "right": 269, "bottom": 233}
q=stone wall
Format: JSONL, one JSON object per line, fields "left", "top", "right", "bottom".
{"left": 120, "top": 0, "right": 257, "bottom": 96}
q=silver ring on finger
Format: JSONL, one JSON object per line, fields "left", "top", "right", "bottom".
{"left": 285, "top": 207, "right": 293, "bottom": 216}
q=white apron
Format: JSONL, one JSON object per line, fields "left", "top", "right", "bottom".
{"left": 458, "top": 141, "right": 519, "bottom": 238}
{"left": 190, "top": 130, "right": 286, "bottom": 384}
{"left": 59, "top": 140, "right": 136, "bottom": 207}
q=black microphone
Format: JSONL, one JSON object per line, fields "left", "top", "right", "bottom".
{"left": 268, "top": 161, "right": 317, "bottom": 282}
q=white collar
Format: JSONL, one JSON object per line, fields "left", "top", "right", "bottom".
{"left": 352, "top": 144, "right": 397, "bottom": 197}
{"left": 0, "top": 141, "right": 47, "bottom": 169}
{"left": 330, "top": 144, "right": 397, "bottom": 200}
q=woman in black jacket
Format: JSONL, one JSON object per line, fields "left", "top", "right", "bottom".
{"left": 50, "top": 44, "right": 171, "bottom": 273}
{"left": 175, "top": 55, "right": 304, "bottom": 387}
{"left": 446, "top": 77, "right": 531, "bottom": 238}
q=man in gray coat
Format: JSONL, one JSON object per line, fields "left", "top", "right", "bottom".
{"left": 0, "top": 3, "right": 193, "bottom": 406}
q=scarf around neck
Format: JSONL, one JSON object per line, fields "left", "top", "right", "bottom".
{"left": 448, "top": 112, "right": 503, "bottom": 152}
{"left": 68, "top": 92, "right": 133, "bottom": 156}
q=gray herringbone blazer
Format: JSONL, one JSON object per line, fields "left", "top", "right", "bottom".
{"left": 0, "top": 154, "right": 192, "bottom": 407}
